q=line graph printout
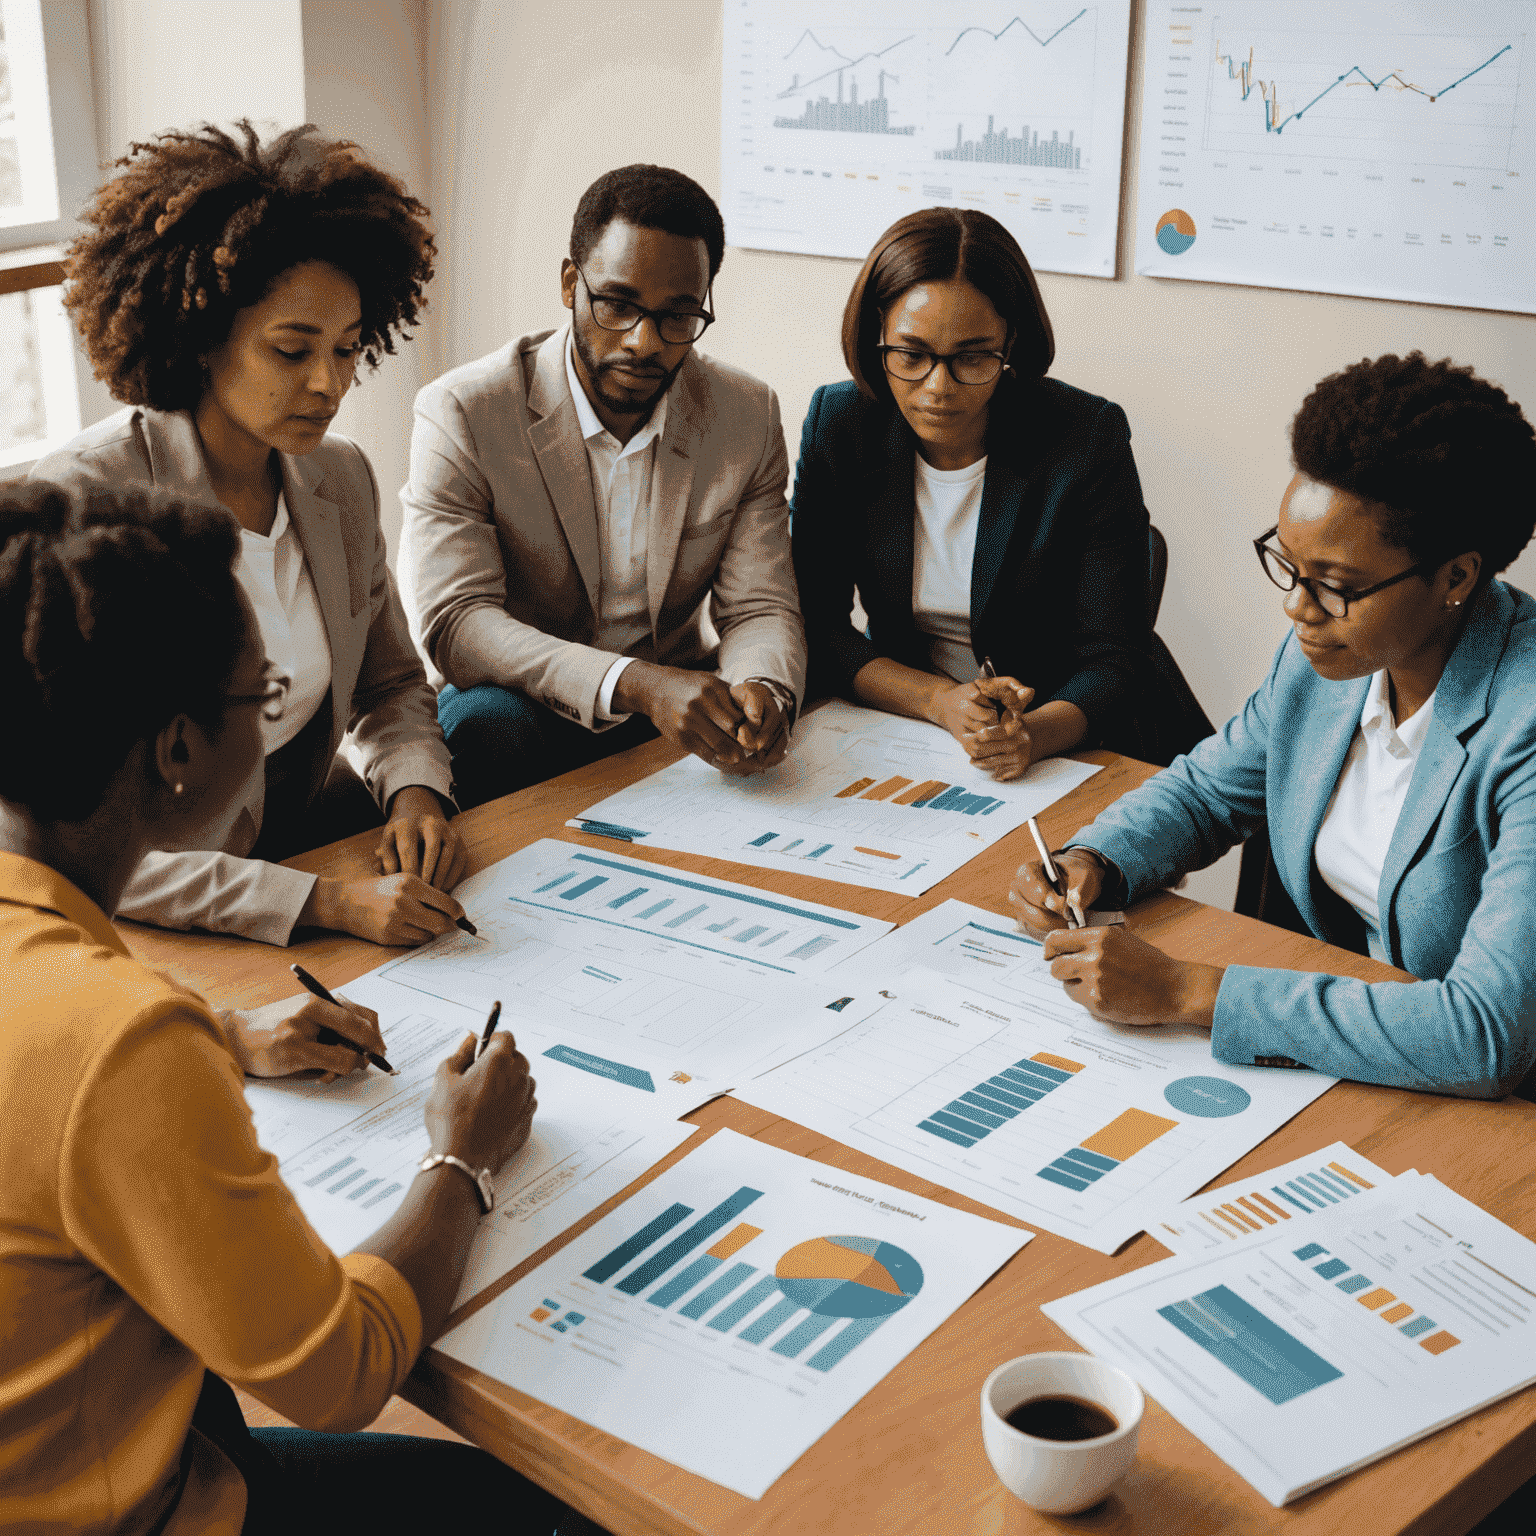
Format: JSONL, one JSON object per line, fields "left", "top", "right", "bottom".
{"left": 724, "top": 1, "right": 1133, "bottom": 276}
{"left": 734, "top": 962, "right": 1336, "bottom": 1253}
{"left": 375, "top": 839, "right": 892, "bottom": 1089}
{"left": 438, "top": 1130, "right": 1028, "bottom": 1498}
{"left": 1136, "top": 2, "right": 1536, "bottom": 311}
{"left": 570, "top": 702, "right": 1100, "bottom": 897}
{"left": 1044, "top": 1175, "right": 1536, "bottom": 1504}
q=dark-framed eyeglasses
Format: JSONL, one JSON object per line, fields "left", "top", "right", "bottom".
{"left": 575, "top": 266, "right": 714, "bottom": 345}
{"left": 225, "top": 664, "right": 291, "bottom": 724}
{"left": 878, "top": 344, "right": 1009, "bottom": 387}
{"left": 1253, "top": 526, "right": 1431, "bottom": 618}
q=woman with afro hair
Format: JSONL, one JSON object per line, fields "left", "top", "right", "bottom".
{"left": 1010, "top": 352, "right": 1536, "bottom": 1099}
{"left": 34, "top": 121, "right": 467, "bottom": 953}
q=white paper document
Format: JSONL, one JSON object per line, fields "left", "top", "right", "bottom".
{"left": 569, "top": 702, "right": 1101, "bottom": 896}
{"left": 373, "top": 838, "right": 892, "bottom": 1089}
{"left": 245, "top": 975, "right": 701, "bottom": 1308}
{"left": 1134, "top": 1, "right": 1536, "bottom": 314}
{"left": 437, "top": 1129, "right": 1029, "bottom": 1498}
{"left": 1044, "top": 1175, "right": 1536, "bottom": 1505}
{"left": 1147, "top": 1142, "right": 1394, "bottom": 1256}
{"left": 734, "top": 954, "right": 1338, "bottom": 1254}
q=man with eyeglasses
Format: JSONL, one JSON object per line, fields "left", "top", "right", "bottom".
{"left": 402, "top": 165, "right": 804, "bottom": 808}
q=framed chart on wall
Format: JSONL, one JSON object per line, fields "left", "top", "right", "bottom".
{"left": 721, "top": 0, "right": 1134, "bottom": 277}
{"left": 1135, "top": 0, "right": 1536, "bottom": 313}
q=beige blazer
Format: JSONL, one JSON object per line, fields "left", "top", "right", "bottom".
{"left": 32, "top": 408, "right": 454, "bottom": 945}
{"left": 399, "top": 327, "right": 805, "bottom": 729}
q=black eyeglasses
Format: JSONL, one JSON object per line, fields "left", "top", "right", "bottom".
{"left": 878, "top": 345, "right": 1009, "bottom": 387}
{"left": 575, "top": 267, "right": 714, "bottom": 345}
{"left": 1253, "top": 526, "right": 1431, "bottom": 618}
{"left": 225, "top": 664, "right": 291, "bottom": 724}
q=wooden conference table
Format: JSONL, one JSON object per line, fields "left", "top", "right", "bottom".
{"left": 119, "top": 741, "right": 1536, "bottom": 1536}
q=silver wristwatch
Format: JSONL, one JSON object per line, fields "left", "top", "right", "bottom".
{"left": 418, "top": 1152, "right": 495, "bottom": 1214}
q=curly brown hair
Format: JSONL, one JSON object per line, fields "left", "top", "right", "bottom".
{"left": 63, "top": 121, "right": 435, "bottom": 411}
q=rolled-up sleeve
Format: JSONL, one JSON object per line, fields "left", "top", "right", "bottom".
{"left": 60, "top": 1008, "right": 422, "bottom": 1430}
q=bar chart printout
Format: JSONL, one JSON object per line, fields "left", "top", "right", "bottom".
{"left": 1043, "top": 1176, "right": 1536, "bottom": 1505}
{"left": 437, "top": 1131, "right": 1029, "bottom": 1499}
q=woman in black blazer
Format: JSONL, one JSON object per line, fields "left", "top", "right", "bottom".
{"left": 791, "top": 208, "right": 1151, "bottom": 779}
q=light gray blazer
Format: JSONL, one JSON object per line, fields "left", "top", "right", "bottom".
{"left": 399, "top": 327, "right": 806, "bottom": 728}
{"left": 33, "top": 407, "right": 454, "bottom": 945}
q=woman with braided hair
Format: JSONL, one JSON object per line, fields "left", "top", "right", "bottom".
{"left": 34, "top": 121, "right": 467, "bottom": 952}
{"left": 0, "top": 479, "right": 590, "bottom": 1533}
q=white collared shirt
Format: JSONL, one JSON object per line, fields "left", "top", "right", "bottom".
{"left": 1314, "top": 669, "right": 1437, "bottom": 961}
{"left": 234, "top": 491, "right": 332, "bottom": 752}
{"left": 912, "top": 452, "right": 987, "bottom": 682}
{"left": 564, "top": 333, "right": 668, "bottom": 720}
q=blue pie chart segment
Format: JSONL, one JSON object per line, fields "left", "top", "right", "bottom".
{"left": 1165, "top": 1076, "right": 1252, "bottom": 1118}
{"left": 1155, "top": 208, "right": 1197, "bottom": 255}
{"left": 776, "top": 1235, "right": 924, "bottom": 1319}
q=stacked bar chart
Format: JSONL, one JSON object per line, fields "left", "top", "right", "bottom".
{"left": 834, "top": 771, "right": 1004, "bottom": 817}
{"left": 1039, "top": 1107, "right": 1179, "bottom": 1191}
{"left": 936, "top": 117, "right": 1083, "bottom": 167}
{"left": 919, "top": 1049, "right": 1084, "bottom": 1148}
{"left": 1291, "top": 1241, "right": 1460, "bottom": 1354}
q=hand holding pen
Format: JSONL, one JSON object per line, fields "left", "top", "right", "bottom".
{"left": 961, "top": 658, "right": 1037, "bottom": 782}
{"left": 1026, "top": 816, "right": 1085, "bottom": 929}
{"left": 290, "top": 964, "right": 397, "bottom": 1074}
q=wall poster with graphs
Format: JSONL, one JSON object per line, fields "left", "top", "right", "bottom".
{"left": 1136, "top": 1, "right": 1536, "bottom": 312}
{"left": 721, "top": 1, "right": 1134, "bottom": 276}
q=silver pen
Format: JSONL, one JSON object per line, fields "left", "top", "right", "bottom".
{"left": 1027, "top": 816, "right": 1084, "bottom": 929}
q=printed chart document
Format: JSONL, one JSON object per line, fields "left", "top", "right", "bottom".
{"left": 438, "top": 1129, "right": 1029, "bottom": 1498}
{"left": 569, "top": 702, "right": 1100, "bottom": 896}
{"left": 1147, "top": 1142, "right": 1394, "bottom": 1256}
{"left": 373, "top": 838, "right": 893, "bottom": 1089}
{"left": 1043, "top": 1176, "right": 1536, "bottom": 1505}
{"left": 245, "top": 971, "right": 701, "bottom": 1308}
{"left": 1135, "top": 1, "right": 1535, "bottom": 313}
{"left": 735, "top": 958, "right": 1337, "bottom": 1254}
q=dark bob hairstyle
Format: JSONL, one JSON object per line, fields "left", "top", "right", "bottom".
{"left": 840, "top": 207, "right": 1055, "bottom": 402}
{"left": 1292, "top": 352, "right": 1536, "bottom": 583}
{"left": 63, "top": 121, "right": 434, "bottom": 412}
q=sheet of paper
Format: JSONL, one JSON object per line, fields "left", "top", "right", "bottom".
{"left": 734, "top": 963, "right": 1338, "bottom": 1254}
{"left": 372, "top": 838, "right": 892, "bottom": 1091}
{"left": 568, "top": 701, "right": 1100, "bottom": 896}
{"left": 1146, "top": 1142, "right": 1395, "bottom": 1256}
{"left": 246, "top": 975, "right": 701, "bottom": 1308}
{"left": 437, "top": 1128, "right": 1029, "bottom": 1498}
{"left": 721, "top": 1, "right": 1134, "bottom": 280}
{"left": 1134, "top": 1, "right": 1536, "bottom": 314}
{"left": 1043, "top": 1175, "right": 1536, "bottom": 1505}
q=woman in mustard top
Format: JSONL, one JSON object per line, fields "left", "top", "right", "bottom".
{"left": 0, "top": 480, "right": 590, "bottom": 1533}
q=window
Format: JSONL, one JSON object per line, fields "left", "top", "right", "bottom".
{"left": 1, "top": 0, "right": 98, "bottom": 470}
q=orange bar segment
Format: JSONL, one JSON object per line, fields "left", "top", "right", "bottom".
{"left": 1082, "top": 1107, "right": 1178, "bottom": 1163}
{"left": 1221, "top": 1202, "right": 1261, "bottom": 1231}
{"left": 529, "top": 1307, "right": 552, "bottom": 1322}
{"left": 708, "top": 1223, "right": 762, "bottom": 1261}
{"left": 853, "top": 846, "right": 901, "bottom": 859}
{"left": 1208, "top": 1209, "right": 1247, "bottom": 1237}
{"left": 860, "top": 776, "right": 912, "bottom": 801}
{"left": 1380, "top": 1303, "right": 1414, "bottom": 1324}
{"left": 1357, "top": 1288, "right": 1397, "bottom": 1310}
{"left": 1236, "top": 1195, "right": 1277, "bottom": 1225}
{"left": 836, "top": 777, "right": 876, "bottom": 798}
{"left": 1030, "top": 1051, "right": 1085, "bottom": 1074}
{"left": 1251, "top": 1191, "right": 1291, "bottom": 1220}
{"left": 1419, "top": 1331, "right": 1461, "bottom": 1355}
{"left": 1329, "top": 1160, "right": 1374, "bottom": 1190}
{"left": 894, "top": 778, "right": 945, "bottom": 806}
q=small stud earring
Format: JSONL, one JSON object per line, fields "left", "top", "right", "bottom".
{"left": 173, "top": 782, "right": 184, "bottom": 796}
{"left": 1447, "top": 599, "right": 1463, "bottom": 608}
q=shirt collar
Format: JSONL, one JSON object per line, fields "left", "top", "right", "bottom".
{"left": 1360, "top": 668, "right": 1436, "bottom": 756}
{"left": 564, "top": 331, "right": 668, "bottom": 456}
{"left": 0, "top": 851, "right": 129, "bottom": 955}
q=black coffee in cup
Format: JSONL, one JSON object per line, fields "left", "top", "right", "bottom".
{"left": 1004, "top": 1394, "right": 1119, "bottom": 1441}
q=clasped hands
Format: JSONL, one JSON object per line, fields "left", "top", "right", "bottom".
{"left": 1008, "top": 850, "right": 1224, "bottom": 1030}
{"left": 932, "top": 674, "right": 1037, "bottom": 782}
{"left": 615, "top": 663, "right": 789, "bottom": 774}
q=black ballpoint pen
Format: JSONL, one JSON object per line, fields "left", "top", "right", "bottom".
{"left": 289, "top": 963, "right": 397, "bottom": 1074}
{"left": 475, "top": 1000, "right": 502, "bottom": 1062}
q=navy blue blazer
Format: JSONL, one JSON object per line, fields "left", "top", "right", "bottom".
{"left": 1075, "top": 580, "right": 1536, "bottom": 1098}
{"left": 789, "top": 375, "right": 1151, "bottom": 742}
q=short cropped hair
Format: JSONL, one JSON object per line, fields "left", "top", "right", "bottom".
{"left": 840, "top": 207, "right": 1055, "bottom": 402}
{"left": 1291, "top": 352, "right": 1536, "bottom": 579}
{"left": 569, "top": 165, "right": 725, "bottom": 281}
{"left": 0, "top": 480, "right": 246, "bottom": 822}
{"left": 63, "top": 121, "right": 435, "bottom": 411}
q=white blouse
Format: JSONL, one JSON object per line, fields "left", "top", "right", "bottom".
{"left": 1314, "top": 668, "right": 1437, "bottom": 962}
{"left": 234, "top": 491, "right": 333, "bottom": 753}
{"left": 912, "top": 452, "right": 987, "bottom": 683}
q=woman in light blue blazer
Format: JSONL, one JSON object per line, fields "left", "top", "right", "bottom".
{"left": 1009, "top": 353, "right": 1536, "bottom": 1098}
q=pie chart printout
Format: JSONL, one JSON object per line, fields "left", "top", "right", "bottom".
{"left": 1156, "top": 207, "right": 1197, "bottom": 255}
{"left": 776, "top": 1235, "right": 924, "bottom": 1319}
{"left": 1165, "top": 1076, "right": 1253, "bottom": 1118}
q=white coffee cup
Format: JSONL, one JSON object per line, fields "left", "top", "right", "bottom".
{"left": 980, "top": 1352, "right": 1144, "bottom": 1514}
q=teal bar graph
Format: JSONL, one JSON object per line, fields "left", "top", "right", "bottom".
{"left": 678, "top": 1263, "right": 757, "bottom": 1320}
